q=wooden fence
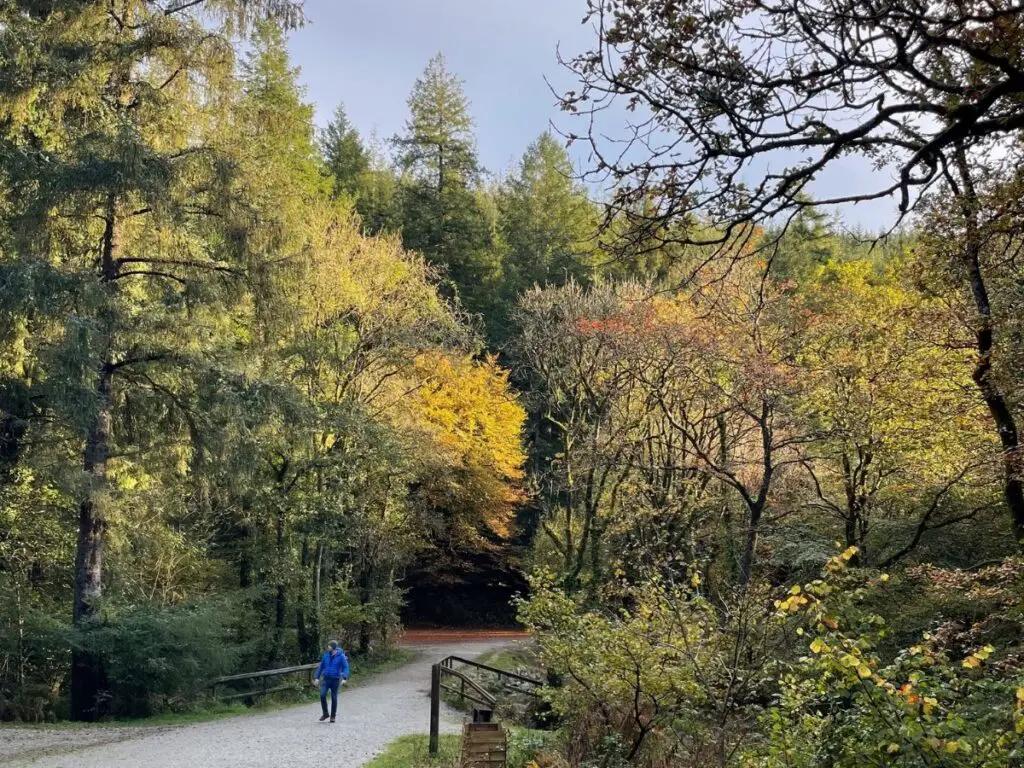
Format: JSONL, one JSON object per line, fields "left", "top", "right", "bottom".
{"left": 207, "top": 663, "right": 319, "bottom": 702}
{"left": 429, "top": 655, "right": 542, "bottom": 755}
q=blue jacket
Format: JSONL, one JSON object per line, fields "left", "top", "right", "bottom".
{"left": 317, "top": 648, "right": 349, "bottom": 680}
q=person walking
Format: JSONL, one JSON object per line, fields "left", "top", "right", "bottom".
{"left": 313, "top": 639, "right": 350, "bottom": 723}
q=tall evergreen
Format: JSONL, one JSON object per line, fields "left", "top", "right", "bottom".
{"left": 0, "top": 0, "right": 301, "bottom": 720}
{"left": 355, "top": 132, "right": 402, "bottom": 235}
{"left": 499, "top": 132, "right": 598, "bottom": 295}
{"left": 319, "top": 104, "right": 369, "bottom": 198}
{"left": 394, "top": 54, "right": 500, "bottom": 316}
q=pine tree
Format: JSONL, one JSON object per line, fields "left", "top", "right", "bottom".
{"left": 355, "top": 131, "right": 402, "bottom": 235}
{"left": 396, "top": 54, "right": 479, "bottom": 187}
{"left": 0, "top": 0, "right": 301, "bottom": 720}
{"left": 394, "top": 54, "right": 500, "bottom": 316}
{"left": 320, "top": 104, "right": 369, "bottom": 198}
{"left": 499, "top": 132, "right": 598, "bottom": 294}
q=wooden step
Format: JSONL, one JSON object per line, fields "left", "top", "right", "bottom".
{"left": 462, "top": 722, "right": 507, "bottom": 768}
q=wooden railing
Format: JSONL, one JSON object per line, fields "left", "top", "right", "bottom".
{"left": 207, "top": 663, "right": 318, "bottom": 701}
{"left": 429, "top": 655, "right": 543, "bottom": 755}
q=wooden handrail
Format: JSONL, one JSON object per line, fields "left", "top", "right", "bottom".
{"left": 207, "top": 663, "right": 318, "bottom": 686}
{"left": 440, "top": 655, "right": 543, "bottom": 687}
{"left": 206, "top": 662, "right": 319, "bottom": 702}
{"left": 439, "top": 666, "right": 497, "bottom": 707}
{"left": 440, "top": 682, "right": 493, "bottom": 709}
{"left": 429, "top": 653, "right": 543, "bottom": 755}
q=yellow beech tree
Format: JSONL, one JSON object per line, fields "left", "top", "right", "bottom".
{"left": 395, "top": 352, "right": 527, "bottom": 623}
{"left": 400, "top": 353, "right": 525, "bottom": 542}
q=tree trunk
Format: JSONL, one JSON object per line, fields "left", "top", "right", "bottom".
{"left": 955, "top": 149, "right": 1024, "bottom": 547}
{"left": 358, "top": 550, "right": 372, "bottom": 655}
{"left": 717, "top": 414, "right": 740, "bottom": 581}
{"left": 969, "top": 281, "right": 1024, "bottom": 546}
{"left": 70, "top": 361, "right": 113, "bottom": 720}
{"left": 740, "top": 402, "right": 774, "bottom": 588}
{"left": 273, "top": 507, "right": 287, "bottom": 663}
{"left": 296, "top": 536, "right": 320, "bottom": 661}
{"left": 238, "top": 521, "right": 252, "bottom": 589}
{"left": 70, "top": 190, "right": 121, "bottom": 721}
{"left": 737, "top": 501, "right": 762, "bottom": 588}
{"left": 314, "top": 542, "right": 324, "bottom": 621}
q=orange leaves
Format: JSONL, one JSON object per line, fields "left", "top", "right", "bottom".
{"left": 573, "top": 305, "right": 657, "bottom": 339}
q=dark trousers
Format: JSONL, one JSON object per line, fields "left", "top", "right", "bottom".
{"left": 320, "top": 677, "right": 340, "bottom": 718}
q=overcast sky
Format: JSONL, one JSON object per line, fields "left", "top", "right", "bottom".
{"left": 287, "top": 0, "right": 893, "bottom": 230}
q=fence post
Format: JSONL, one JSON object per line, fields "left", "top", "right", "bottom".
{"left": 429, "top": 663, "right": 441, "bottom": 756}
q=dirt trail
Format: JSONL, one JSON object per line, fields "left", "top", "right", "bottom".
{"left": 1, "top": 637, "right": 521, "bottom": 768}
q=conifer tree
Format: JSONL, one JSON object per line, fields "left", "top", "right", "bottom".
{"left": 320, "top": 104, "right": 369, "bottom": 198}
{"left": 355, "top": 132, "right": 402, "bottom": 235}
{"left": 0, "top": 0, "right": 302, "bottom": 720}
{"left": 394, "top": 54, "right": 500, "bottom": 317}
{"left": 499, "top": 132, "right": 598, "bottom": 294}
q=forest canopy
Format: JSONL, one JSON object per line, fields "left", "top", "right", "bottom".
{"left": 0, "top": 3, "right": 1022, "bottom": 766}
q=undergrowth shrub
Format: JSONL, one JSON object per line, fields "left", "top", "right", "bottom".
{"left": 749, "top": 552, "right": 1023, "bottom": 767}
{"left": 520, "top": 552, "right": 1024, "bottom": 767}
{"left": 75, "top": 593, "right": 249, "bottom": 717}
{"left": 0, "top": 575, "right": 69, "bottom": 722}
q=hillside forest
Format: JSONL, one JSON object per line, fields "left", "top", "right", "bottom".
{"left": 1, "top": 1, "right": 1023, "bottom": 766}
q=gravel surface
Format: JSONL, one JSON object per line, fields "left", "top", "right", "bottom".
{"left": 1, "top": 639, "right": 518, "bottom": 768}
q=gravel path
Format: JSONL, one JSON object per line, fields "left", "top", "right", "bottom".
{"left": 1, "top": 639, "right": 518, "bottom": 768}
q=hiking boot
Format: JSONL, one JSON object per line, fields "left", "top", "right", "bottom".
{"left": 319, "top": 714, "right": 329, "bottom": 722}
{"left": 329, "top": 717, "right": 336, "bottom": 723}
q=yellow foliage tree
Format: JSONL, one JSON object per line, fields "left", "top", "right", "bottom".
{"left": 796, "top": 259, "right": 1000, "bottom": 565}
{"left": 398, "top": 353, "right": 526, "bottom": 544}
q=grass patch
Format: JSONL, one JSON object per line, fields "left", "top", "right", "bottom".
{"left": 364, "top": 733, "right": 461, "bottom": 768}
{"left": 476, "top": 646, "right": 539, "bottom": 674}
{"left": 364, "top": 727, "right": 556, "bottom": 768}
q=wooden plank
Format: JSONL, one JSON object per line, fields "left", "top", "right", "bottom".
{"left": 218, "top": 684, "right": 298, "bottom": 701}
{"left": 209, "top": 663, "right": 317, "bottom": 685}
{"left": 461, "top": 720, "right": 506, "bottom": 768}
{"left": 443, "top": 655, "right": 543, "bottom": 686}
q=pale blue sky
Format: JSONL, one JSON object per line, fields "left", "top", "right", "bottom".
{"left": 287, "top": 0, "right": 590, "bottom": 177}
{"left": 286, "top": 0, "right": 892, "bottom": 230}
